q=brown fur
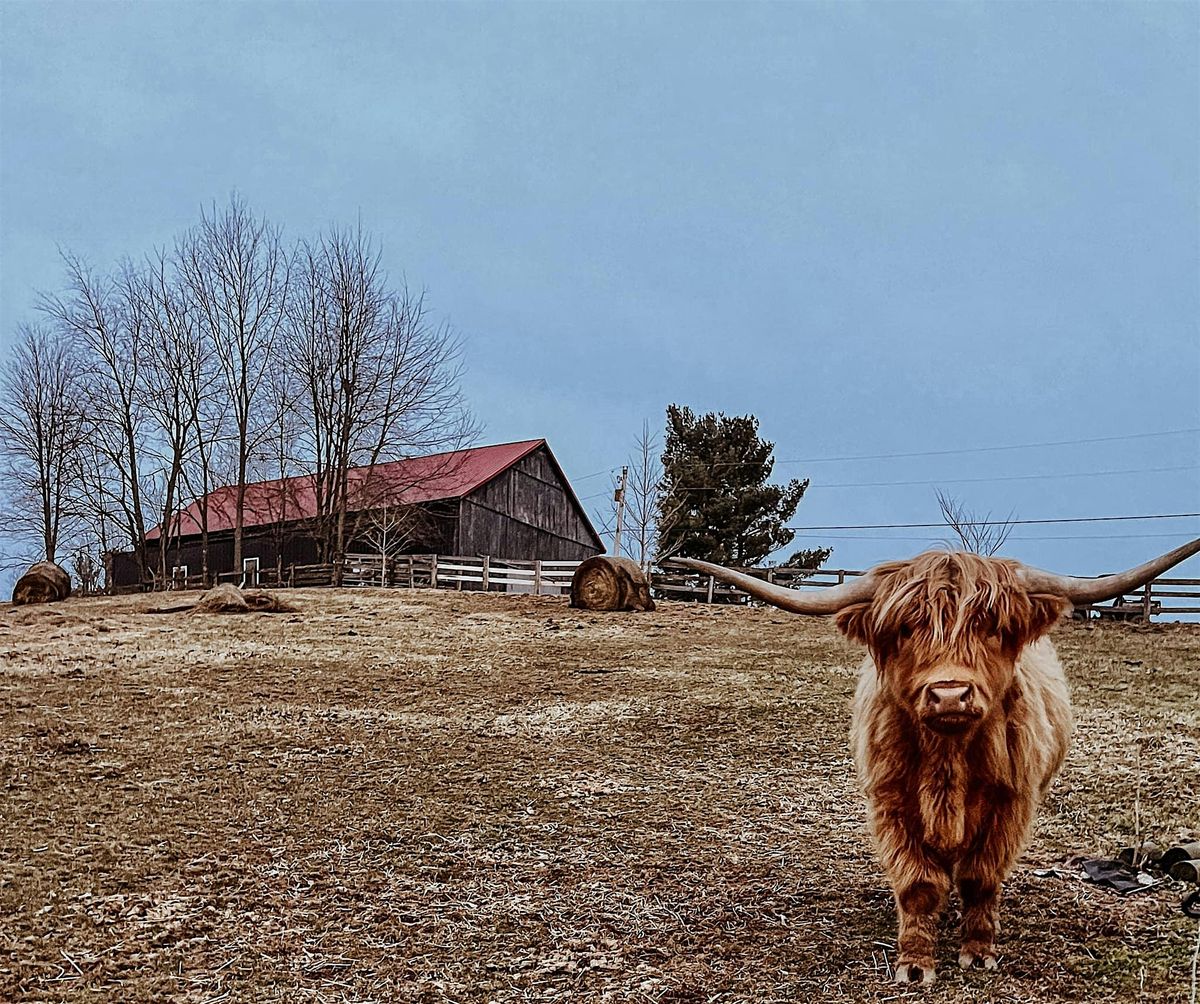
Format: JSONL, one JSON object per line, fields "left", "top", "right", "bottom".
{"left": 11, "top": 561, "right": 72, "bottom": 605}
{"left": 838, "top": 552, "right": 1072, "bottom": 984}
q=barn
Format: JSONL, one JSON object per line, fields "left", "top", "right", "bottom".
{"left": 109, "top": 439, "right": 604, "bottom": 588}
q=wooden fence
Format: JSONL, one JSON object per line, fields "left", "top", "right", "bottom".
{"left": 654, "top": 561, "right": 1200, "bottom": 621}
{"left": 148, "top": 554, "right": 1199, "bottom": 621}
{"left": 342, "top": 554, "right": 579, "bottom": 594}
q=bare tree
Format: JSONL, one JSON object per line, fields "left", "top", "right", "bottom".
{"left": 136, "top": 250, "right": 208, "bottom": 583}
{"left": 252, "top": 357, "right": 304, "bottom": 581}
{"left": 177, "top": 351, "right": 233, "bottom": 586}
{"left": 179, "top": 194, "right": 289, "bottom": 572}
{"left": 40, "top": 255, "right": 153, "bottom": 576}
{"left": 603, "top": 421, "right": 667, "bottom": 570}
{"left": 359, "top": 502, "right": 435, "bottom": 581}
{"left": 4, "top": 201, "right": 478, "bottom": 591}
{"left": 286, "top": 224, "right": 476, "bottom": 567}
{"left": 69, "top": 544, "right": 104, "bottom": 595}
{"left": 0, "top": 324, "right": 87, "bottom": 564}
{"left": 625, "top": 420, "right": 664, "bottom": 571}
{"left": 70, "top": 437, "right": 125, "bottom": 581}
{"left": 936, "top": 489, "right": 1016, "bottom": 555}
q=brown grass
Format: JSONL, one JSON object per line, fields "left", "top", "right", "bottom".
{"left": 0, "top": 589, "right": 1197, "bottom": 1003}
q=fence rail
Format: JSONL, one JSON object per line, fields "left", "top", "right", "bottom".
{"left": 342, "top": 554, "right": 578, "bottom": 595}
{"left": 653, "top": 562, "right": 1200, "bottom": 620}
{"left": 130, "top": 554, "right": 1200, "bottom": 621}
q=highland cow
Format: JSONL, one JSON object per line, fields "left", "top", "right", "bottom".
{"left": 681, "top": 538, "right": 1200, "bottom": 985}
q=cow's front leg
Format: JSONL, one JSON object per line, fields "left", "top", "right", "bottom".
{"left": 957, "top": 875, "right": 1000, "bottom": 970}
{"left": 892, "top": 870, "right": 950, "bottom": 984}
{"left": 955, "top": 797, "right": 1027, "bottom": 972}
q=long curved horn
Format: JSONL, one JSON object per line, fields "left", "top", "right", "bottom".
{"left": 1019, "top": 537, "right": 1200, "bottom": 605}
{"left": 674, "top": 557, "right": 878, "bottom": 615}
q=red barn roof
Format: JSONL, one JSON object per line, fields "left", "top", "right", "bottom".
{"left": 148, "top": 439, "right": 553, "bottom": 540}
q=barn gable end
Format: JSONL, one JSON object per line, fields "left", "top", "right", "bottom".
{"left": 455, "top": 444, "right": 604, "bottom": 560}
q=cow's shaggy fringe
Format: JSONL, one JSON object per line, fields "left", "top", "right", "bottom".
{"left": 844, "top": 551, "right": 1067, "bottom": 664}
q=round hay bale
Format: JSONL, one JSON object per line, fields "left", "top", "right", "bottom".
{"left": 570, "top": 556, "right": 655, "bottom": 612}
{"left": 12, "top": 561, "right": 72, "bottom": 605}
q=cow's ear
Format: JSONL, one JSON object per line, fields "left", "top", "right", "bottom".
{"left": 1028, "top": 593, "right": 1071, "bottom": 638}
{"left": 835, "top": 602, "right": 875, "bottom": 647}
{"left": 1005, "top": 593, "right": 1070, "bottom": 650}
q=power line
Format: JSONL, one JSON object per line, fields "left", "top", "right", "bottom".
{"left": 595, "top": 525, "right": 1198, "bottom": 542}
{"left": 791, "top": 531, "right": 1199, "bottom": 542}
{"left": 664, "top": 463, "right": 1198, "bottom": 493}
{"left": 776, "top": 427, "right": 1200, "bottom": 465}
{"left": 789, "top": 513, "right": 1200, "bottom": 531}
{"left": 808, "top": 463, "right": 1199, "bottom": 490}
{"left": 572, "top": 427, "right": 1197, "bottom": 486}
{"left": 573, "top": 468, "right": 618, "bottom": 483}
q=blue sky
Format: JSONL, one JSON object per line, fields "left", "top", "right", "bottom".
{"left": 2, "top": 1, "right": 1197, "bottom": 582}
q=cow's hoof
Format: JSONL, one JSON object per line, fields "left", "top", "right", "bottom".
{"left": 958, "top": 948, "right": 998, "bottom": 971}
{"left": 894, "top": 960, "right": 936, "bottom": 985}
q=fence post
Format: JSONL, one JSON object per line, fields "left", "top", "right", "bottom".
{"left": 534, "top": 560, "right": 543, "bottom": 596}
{"left": 838, "top": 570, "right": 846, "bottom": 585}
{"left": 482, "top": 555, "right": 491, "bottom": 591}
{"left": 430, "top": 554, "right": 439, "bottom": 589}
{"left": 1142, "top": 581, "right": 1153, "bottom": 623}
{"left": 706, "top": 575, "right": 715, "bottom": 603}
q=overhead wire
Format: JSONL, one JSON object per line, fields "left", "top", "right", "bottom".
{"left": 576, "top": 427, "right": 1200, "bottom": 548}
{"left": 572, "top": 428, "right": 1198, "bottom": 482}
{"left": 663, "top": 463, "right": 1199, "bottom": 493}
{"left": 789, "top": 531, "right": 1200, "bottom": 542}
{"left": 738, "top": 427, "right": 1200, "bottom": 466}
{"left": 788, "top": 512, "right": 1200, "bottom": 530}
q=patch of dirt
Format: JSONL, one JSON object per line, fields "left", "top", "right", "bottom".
{"left": 0, "top": 590, "right": 1197, "bottom": 1002}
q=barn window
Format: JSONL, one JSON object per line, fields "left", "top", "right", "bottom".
{"left": 241, "top": 557, "right": 260, "bottom": 588}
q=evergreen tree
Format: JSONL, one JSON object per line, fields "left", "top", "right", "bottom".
{"left": 657, "top": 405, "right": 810, "bottom": 566}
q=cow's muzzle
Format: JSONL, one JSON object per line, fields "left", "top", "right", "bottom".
{"left": 920, "top": 681, "right": 983, "bottom": 734}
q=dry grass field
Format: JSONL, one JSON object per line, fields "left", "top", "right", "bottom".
{"left": 1, "top": 588, "right": 1197, "bottom": 1003}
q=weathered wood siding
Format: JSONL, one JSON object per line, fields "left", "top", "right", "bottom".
{"left": 136, "top": 529, "right": 324, "bottom": 584}
{"left": 455, "top": 446, "right": 603, "bottom": 561}
{"left": 118, "top": 504, "right": 459, "bottom": 587}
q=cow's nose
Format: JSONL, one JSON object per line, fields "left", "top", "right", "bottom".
{"left": 927, "top": 683, "right": 973, "bottom": 712}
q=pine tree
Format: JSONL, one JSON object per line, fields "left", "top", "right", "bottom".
{"left": 657, "top": 405, "right": 810, "bottom": 566}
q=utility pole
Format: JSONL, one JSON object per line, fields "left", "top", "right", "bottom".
{"left": 612, "top": 465, "right": 629, "bottom": 557}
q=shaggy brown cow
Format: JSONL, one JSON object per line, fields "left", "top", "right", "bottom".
{"left": 11, "top": 560, "right": 72, "bottom": 605}
{"left": 680, "top": 538, "right": 1200, "bottom": 985}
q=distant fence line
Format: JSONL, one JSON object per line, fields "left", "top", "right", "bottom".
{"left": 116, "top": 552, "right": 1200, "bottom": 621}
{"left": 654, "top": 562, "right": 1200, "bottom": 621}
